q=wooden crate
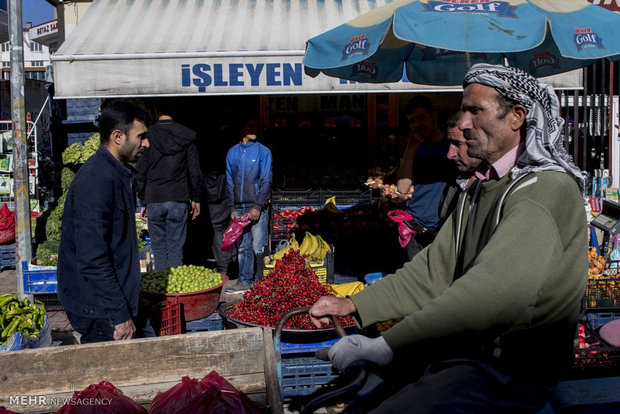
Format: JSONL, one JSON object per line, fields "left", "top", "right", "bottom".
{"left": 0, "top": 327, "right": 283, "bottom": 413}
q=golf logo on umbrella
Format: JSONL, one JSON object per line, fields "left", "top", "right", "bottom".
{"left": 574, "top": 28, "right": 604, "bottom": 52}
{"left": 421, "top": 0, "right": 518, "bottom": 18}
{"left": 351, "top": 61, "right": 379, "bottom": 79}
{"left": 528, "top": 51, "right": 560, "bottom": 74}
{"left": 342, "top": 34, "right": 370, "bottom": 61}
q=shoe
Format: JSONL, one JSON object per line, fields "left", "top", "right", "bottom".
{"left": 225, "top": 282, "right": 252, "bottom": 293}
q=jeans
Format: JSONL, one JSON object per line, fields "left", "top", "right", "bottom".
{"left": 235, "top": 206, "right": 269, "bottom": 286}
{"left": 147, "top": 201, "right": 189, "bottom": 270}
{"left": 208, "top": 198, "right": 236, "bottom": 274}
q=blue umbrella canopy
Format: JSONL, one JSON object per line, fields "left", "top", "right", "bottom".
{"left": 304, "top": 0, "right": 620, "bottom": 86}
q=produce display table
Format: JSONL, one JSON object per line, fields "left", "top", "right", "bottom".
{"left": 0, "top": 328, "right": 279, "bottom": 413}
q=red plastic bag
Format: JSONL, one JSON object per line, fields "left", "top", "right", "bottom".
{"left": 0, "top": 203, "right": 15, "bottom": 244}
{"left": 191, "top": 371, "right": 265, "bottom": 414}
{"left": 56, "top": 381, "right": 144, "bottom": 414}
{"left": 221, "top": 213, "right": 251, "bottom": 251}
{"left": 147, "top": 372, "right": 265, "bottom": 414}
{"left": 387, "top": 210, "right": 416, "bottom": 248}
{"left": 148, "top": 376, "right": 205, "bottom": 414}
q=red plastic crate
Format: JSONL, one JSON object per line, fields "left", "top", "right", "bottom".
{"left": 158, "top": 301, "right": 181, "bottom": 336}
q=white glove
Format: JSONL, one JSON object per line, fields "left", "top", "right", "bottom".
{"left": 327, "top": 334, "right": 394, "bottom": 372}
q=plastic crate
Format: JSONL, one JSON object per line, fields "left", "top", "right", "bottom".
{"left": 259, "top": 250, "right": 334, "bottom": 284}
{"left": 364, "top": 272, "right": 386, "bottom": 285}
{"left": 272, "top": 189, "right": 321, "bottom": 206}
{"left": 587, "top": 312, "right": 620, "bottom": 331}
{"left": 321, "top": 188, "right": 372, "bottom": 207}
{"left": 184, "top": 312, "right": 224, "bottom": 333}
{"left": 573, "top": 346, "right": 620, "bottom": 374}
{"left": 0, "top": 243, "right": 15, "bottom": 268}
{"left": 281, "top": 355, "right": 339, "bottom": 398}
{"left": 158, "top": 301, "right": 182, "bottom": 336}
{"left": 22, "top": 261, "right": 57, "bottom": 293}
{"left": 281, "top": 339, "right": 337, "bottom": 354}
{"left": 585, "top": 278, "right": 620, "bottom": 310}
{"left": 33, "top": 293, "right": 64, "bottom": 311}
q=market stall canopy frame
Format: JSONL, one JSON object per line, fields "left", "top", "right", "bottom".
{"left": 51, "top": 0, "right": 582, "bottom": 98}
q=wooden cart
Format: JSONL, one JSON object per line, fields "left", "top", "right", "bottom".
{"left": 0, "top": 327, "right": 284, "bottom": 413}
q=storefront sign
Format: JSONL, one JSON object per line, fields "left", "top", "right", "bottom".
{"left": 29, "top": 20, "right": 58, "bottom": 42}
{"left": 52, "top": 55, "right": 582, "bottom": 98}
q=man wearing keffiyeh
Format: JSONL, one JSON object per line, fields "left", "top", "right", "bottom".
{"left": 309, "top": 63, "right": 588, "bottom": 413}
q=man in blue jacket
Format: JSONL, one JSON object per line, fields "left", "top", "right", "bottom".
{"left": 58, "top": 100, "right": 149, "bottom": 343}
{"left": 225, "top": 118, "right": 272, "bottom": 292}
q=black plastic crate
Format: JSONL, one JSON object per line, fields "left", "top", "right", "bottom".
{"left": 585, "top": 278, "right": 620, "bottom": 311}
{"left": 272, "top": 189, "right": 321, "bottom": 206}
{"left": 321, "top": 188, "right": 372, "bottom": 207}
{"left": 572, "top": 346, "right": 620, "bottom": 375}
{"left": 281, "top": 355, "right": 339, "bottom": 398}
{"left": 0, "top": 243, "right": 15, "bottom": 268}
{"left": 33, "top": 293, "right": 64, "bottom": 311}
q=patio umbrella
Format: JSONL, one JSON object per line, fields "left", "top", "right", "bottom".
{"left": 303, "top": 0, "right": 620, "bottom": 86}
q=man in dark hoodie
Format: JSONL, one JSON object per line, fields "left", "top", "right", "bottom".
{"left": 136, "top": 99, "right": 203, "bottom": 270}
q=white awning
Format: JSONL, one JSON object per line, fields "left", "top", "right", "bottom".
{"left": 51, "top": 0, "right": 582, "bottom": 98}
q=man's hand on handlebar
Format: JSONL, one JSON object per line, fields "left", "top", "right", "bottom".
{"left": 309, "top": 296, "right": 356, "bottom": 328}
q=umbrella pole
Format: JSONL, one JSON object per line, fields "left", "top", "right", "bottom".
{"left": 465, "top": 52, "right": 471, "bottom": 70}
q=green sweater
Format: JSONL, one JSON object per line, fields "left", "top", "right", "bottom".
{"left": 351, "top": 171, "right": 588, "bottom": 382}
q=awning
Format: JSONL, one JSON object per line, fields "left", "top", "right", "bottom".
{"left": 51, "top": 0, "right": 582, "bottom": 98}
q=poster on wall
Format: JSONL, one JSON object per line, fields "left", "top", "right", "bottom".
{"left": 0, "top": 155, "right": 11, "bottom": 173}
{"left": 0, "top": 176, "right": 11, "bottom": 195}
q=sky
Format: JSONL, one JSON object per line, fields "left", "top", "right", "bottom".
{"left": 22, "top": 0, "right": 55, "bottom": 27}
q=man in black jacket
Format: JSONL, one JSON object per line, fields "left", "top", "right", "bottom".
{"left": 58, "top": 100, "right": 149, "bottom": 343}
{"left": 136, "top": 99, "right": 203, "bottom": 270}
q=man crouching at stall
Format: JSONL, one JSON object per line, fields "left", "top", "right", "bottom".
{"left": 309, "top": 64, "right": 588, "bottom": 413}
{"left": 58, "top": 100, "right": 150, "bottom": 344}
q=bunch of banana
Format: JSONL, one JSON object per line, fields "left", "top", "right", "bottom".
{"left": 308, "top": 235, "right": 332, "bottom": 262}
{"left": 299, "top": 232, "right": 332, "bottom": 261}
{"left": 324, "top": 196, "right": 344, "bottom": 214}
{"left": 270, "top": 234, "right": 300, "bottom": 261}
{"left": 0, "top": 293, "right": 46, "bottom": 344}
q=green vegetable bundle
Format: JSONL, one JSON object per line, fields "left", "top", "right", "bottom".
{"left": 0, "top": 293, "right": 46, "bottom": 344}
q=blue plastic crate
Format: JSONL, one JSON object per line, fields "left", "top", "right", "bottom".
{"left": 280, "top": 339, "right": 337, "bottom": 354}
{"left": 185, "top": 312, "right": 224, "bottom": 333}
{"left": 0, "top": 243, "right": 15, "bottom": 268}
{"left": 364, "top": 272, "right": 386, "bottom": 285}
{"left": 587, "top": 312, "right": 620, "bottom": 331}
{"left": 21, "top": 261, "right": 57, "bottom": 293}
{"left": 281, "top": 355, "right": 339, "bottom": 398}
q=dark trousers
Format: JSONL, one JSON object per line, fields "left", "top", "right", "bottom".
{"left": 66, "top": 310, "right": 155, "bottom": 344}
{"left": 208, "top": 198, "right": 236, "bottom": 275}
{"left": 66, "top": 311, "right": 115, "bottom": 343}
{"left": 369, "top": 359, "right": 554, "bottom": 414}
{"left": 147, "top": 201, "right": 189, "bottom": 270}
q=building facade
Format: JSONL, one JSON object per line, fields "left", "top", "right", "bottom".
{"left": 1, "top": 23, "right": 51, "bottom": 81}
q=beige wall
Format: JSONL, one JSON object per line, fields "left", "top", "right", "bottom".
{"left": 60, "top": 1, "right": 93, "bottom": 40}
